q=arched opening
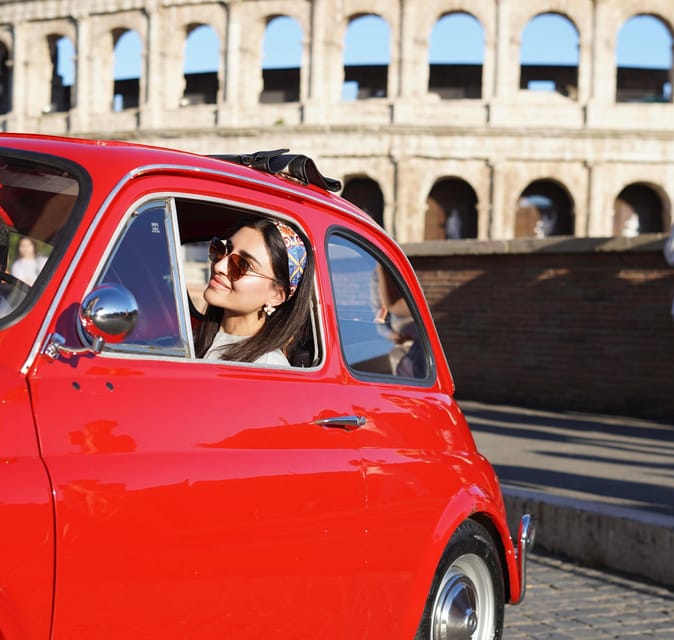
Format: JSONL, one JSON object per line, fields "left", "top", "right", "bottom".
{"left": 260, "top": 16, "right": 302, "bottom": 103}
{"left": 46, "top": 35, "right": 74, "bottom": 112}
{"left": 342, "top": 177, "right": 384, "bottom": 227}
{"left": 0, "top": 41, "right": 12, "bottom": 114}
{"left": 616, "top": 15, "right": 673, "bottom": 103}
{"left": 613, "top": 184, "right": 665, "bottom": 235}
{"left": 425, "top": 178, "right": 478, "bottom": 240}
{"left": 182, "top": 24, "right": 219, "bottom": 106}
{"left": 520, "top": 13, "right": 579, "bottom": 99}
{"left": 516, "top": 180, "right": 574, "bottom": 237}
{"left": 113, "top": 29, "right": 142, "bottom": 112}
{"left": 428, "top": 12, "right": 483, "bottom": 99}
{"left": 342, "top": 14, "right": 389, "bottom": 100}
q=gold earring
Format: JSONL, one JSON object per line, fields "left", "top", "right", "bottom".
{"left": 263, "top": 303, "right": 276, "bottom": 317}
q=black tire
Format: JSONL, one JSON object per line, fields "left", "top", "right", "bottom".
{"left": 416, "top": 519, "right": 505, "bottom": 640}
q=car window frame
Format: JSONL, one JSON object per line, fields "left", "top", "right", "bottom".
{"left": 0, "top": 148, "right": 92, "bottom": 330}
{"left": 326, "top": 226, "right": 436, "bottom": 386}
{"left": 82, "top": 190, "right": 325, "bottom": 369}
{"left": 81, "top": 195, "right": 193, "bottom": 359}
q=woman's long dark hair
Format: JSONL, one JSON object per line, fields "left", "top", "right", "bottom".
{"left": 194, "top": 217, "right": 313, "bottom": 363}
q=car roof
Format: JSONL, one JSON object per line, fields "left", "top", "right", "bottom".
{"left": 0, "top": 132, "right": 374, "bottom": 228}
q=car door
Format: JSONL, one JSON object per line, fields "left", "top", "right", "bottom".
{"left": 28, "top": 190, "right": 367, "bottom": 639}
{"left": 326, "top": 228, "right": 474, "bottom": 638}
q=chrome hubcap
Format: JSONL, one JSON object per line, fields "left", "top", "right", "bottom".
{"left": 430, "top": 554, "right": 494, "bottom": 640}
{"left": 432, "top": 575, "right": 479, "bottom": 640}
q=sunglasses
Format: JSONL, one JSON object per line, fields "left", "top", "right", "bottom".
{"left": 208, "top": 237, "right": 279, "bottom": 284}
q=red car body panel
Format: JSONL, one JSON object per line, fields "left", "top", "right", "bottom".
{"left": 0, "top": 133, "right": 526, "bottom": 639}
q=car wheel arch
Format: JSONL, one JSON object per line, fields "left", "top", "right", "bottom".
{"left": 401, "top": 489, "right": 516, "bottom": 637}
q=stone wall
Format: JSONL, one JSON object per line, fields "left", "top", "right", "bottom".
{"left": 0, "top": 0, "right": 673, "bottom": 242}
{"left": 405, "top": 234, "right": 674, "bottom": 421}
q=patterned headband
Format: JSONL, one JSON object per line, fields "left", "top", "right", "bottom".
{"left": 271, "top": 220, "right": 307, "bottom": 298}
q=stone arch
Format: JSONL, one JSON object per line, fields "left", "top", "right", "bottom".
{"left": 235, "top": 2, "right": 308, "bottom": 105}
{"left": 342, "top": 176, "right": 385, "bottom": 227}
{"left": 21, "top": 19, "right": 76, "bottom": 117}
{"left": 519, "top": 12, "right": 579, "bottom": 98}
{"left": 342, "top": 14, "right": 390, "bottom": 100}
{"left": 86, "top": 12, "right": 148, "bottom": 115}
{"left": 113, "top": 28, "right": 142, "bottom": 111}
{"left": 613, "top": 183, "right": 669, "bottom": 235}
{"left": 616, "top": 14, "right": 673, "bottom": 103}
{"left": 428, "top": 12, "right": 484, "bottom": 99}
{"left": 516, "top": 179, "right": 575, "bottom": 237}
{"left": 425, "top": 178, "right": 479, "bottom": 240}
{"left": 46, "top": 35, "right": 75, "bottom": 112}
{"left": 182, "top": 23, "right": 219, "bottom": 106}
{"left": 260, "top": 15, "right": 302, "bottom": 103}
{"left": 0, "top": 36, "right": 12, "bottom": 114}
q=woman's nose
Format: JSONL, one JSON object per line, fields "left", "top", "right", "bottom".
{"left": 212, "top": 255, "right": 229, "bottom": 275}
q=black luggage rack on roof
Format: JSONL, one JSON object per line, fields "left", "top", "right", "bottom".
{"left": 209, "top": 149, "right": 342, "bottom": 193}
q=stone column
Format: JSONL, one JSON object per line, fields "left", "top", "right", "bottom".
{"left": 397, "top": 0, "right": 426, "bottom": 99}
{"left": 477, "top": 161, "right": 494, "bottom": 240}
{"left": 236, "top": 2, "right": 263, "bottom": 108}
{"left": 6, "top": 22, "right": 24, "bottom": 131}
{"left": 576, "top": 161, "right": 593, "bottom": 237}
{"left": 489, "top": 161, "right": 508, "bottom": 239}
{"left": 590, "top": 2, "right": 617, "bottom": 104}
{"left": 88, "top": 16, "right": 114, "bottom": 115}
{"left": 303, "top": 0, "right": 343, "bottom": 123}
{"left": 145, "top": 3, "right": 183, "bottom": 129}
{"left": 222, "top": 0, "right": 242, "bottom": 123}
{"left": 576, "top": 12, "right": 593, "bottom": 105}
{"left": 386, "top": 4, "right": 401, "bottom": 100}
{"left": 493, "top": 0, "right": 513, "bottom": 99}
{"left": 16, "top": 21, "right": 51, "bottom": 120}
{"left": 394, "top": 153, "right": 430, "bottom": 242}
{"left": 70, "top": 12, "right": 90, "bottom": 131}
{"left": 480, "top": 6, "right": 497, "bottom": 102}
{"left": 312, "top": 0, "right": 343, "bottom": 103}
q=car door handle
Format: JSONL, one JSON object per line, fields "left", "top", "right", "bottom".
{"left": 314, "top": 415, "right": 366, "bottom": 431}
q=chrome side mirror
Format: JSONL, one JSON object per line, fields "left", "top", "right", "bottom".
{"left": 79, "top": 283, "right": 138, "bottom": 345}
{"left": 42, "top": 283, "right": 138, "bottom": 361}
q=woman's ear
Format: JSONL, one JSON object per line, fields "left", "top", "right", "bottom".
{"left": 267, "top": 284, "right": 287, "bottom": 308}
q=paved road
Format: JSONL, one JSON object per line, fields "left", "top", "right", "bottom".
{"left": 504, "top": 551, "right": 674, "bottom": 639}
{"left": 463, "top": 400, "right": 674, "bottom": 587}
{"left": 463, "top": 401, "right": 674, "bottom": 518}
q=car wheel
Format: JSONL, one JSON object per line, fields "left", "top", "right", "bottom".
{"left": 416, "top": 519, "right": 505, "bottom": 640}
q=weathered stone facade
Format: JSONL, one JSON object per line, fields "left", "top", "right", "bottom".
{"left": 0, "top": 0, "right": 673, "bottom": 242}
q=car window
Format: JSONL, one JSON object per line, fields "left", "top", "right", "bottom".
{"left": 0, "top": 155, "right": 83, "bottom": 322}
{"left": 328, "top": 232, "right": 431, "bottom": 381}
{"left": 95, "top": 200, "right": 189, "bottom": 357}
{"left": 174, "top": 196, "right": 322, "bottom": 368}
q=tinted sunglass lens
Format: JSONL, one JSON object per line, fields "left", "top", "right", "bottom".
{"left": 209, "top": 238, "right": 227, "bottom": 263}
{"left": 227, "top": 253, "right": 250, "bottom": 281}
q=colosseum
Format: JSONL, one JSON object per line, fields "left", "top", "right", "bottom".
{"left": 0, "top": 0, "right": 673, "bottom": 242}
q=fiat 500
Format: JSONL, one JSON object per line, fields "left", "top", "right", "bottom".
{"left": 0, "top": 133, "right": 533, "bottom": 640}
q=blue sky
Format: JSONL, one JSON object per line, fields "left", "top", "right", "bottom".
{"left": 58, "top": 13, "right": 673, "bottom": 83}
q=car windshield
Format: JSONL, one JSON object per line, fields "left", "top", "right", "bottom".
{"left": 0, "top": 155, "right": 80, "bottom": 321}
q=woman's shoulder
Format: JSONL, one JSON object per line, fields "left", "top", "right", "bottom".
{"left": 203, "top": 330, "right": 244, "bottom": 359}
{"left": 253, "top": 349, "right": 290, "bottom": 367}
{"left": 205, "top": 330, "right": 290, "bottom": 366}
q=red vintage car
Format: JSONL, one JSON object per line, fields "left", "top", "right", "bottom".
{"left": 0, "top": 133, "right": 533, "bottom": 640}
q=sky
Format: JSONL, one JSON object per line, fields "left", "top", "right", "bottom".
{"left": 57, "top": 13, "right": 673, "bottom": 84}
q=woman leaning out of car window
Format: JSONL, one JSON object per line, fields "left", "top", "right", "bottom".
{"left": 194, "top": 217, "right": 312, "bottom": 366}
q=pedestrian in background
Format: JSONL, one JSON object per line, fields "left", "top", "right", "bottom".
{"left": 11, "top": 236, "right": 46, "bottom": 286}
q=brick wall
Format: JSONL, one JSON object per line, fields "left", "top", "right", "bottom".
{"left": 405, "top": 234, "right": 674, "bottom": 422}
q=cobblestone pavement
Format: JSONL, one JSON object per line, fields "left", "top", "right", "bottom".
{"left": 503, "top": 551, "right": 674, "bottom": 639}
